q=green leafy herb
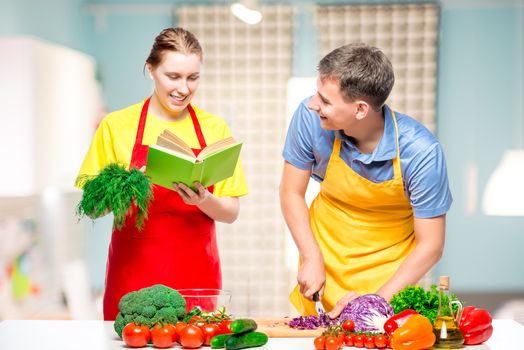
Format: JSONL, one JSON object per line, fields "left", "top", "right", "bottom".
{"left": 390, "top": 285, "right": 460, "bottom": 324}
{"left": 76, "top": 163, "right": 153, "bottom": 230}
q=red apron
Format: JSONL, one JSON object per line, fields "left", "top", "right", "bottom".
{"left": 103, "top": 97, "right": 221, "bottom": 320}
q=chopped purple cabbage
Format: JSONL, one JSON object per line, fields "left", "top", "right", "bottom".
{"left": 288, "top": 294, "right": 393, "bottom": 332}
{"left": 287, "top": 309, "right": 336, "bottom": 329}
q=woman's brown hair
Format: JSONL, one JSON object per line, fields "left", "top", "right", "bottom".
{"left": 145, "top": 27, "right": 203, "bottom": 69}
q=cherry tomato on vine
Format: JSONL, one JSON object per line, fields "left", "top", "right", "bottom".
{"left": 344, "top": 333, "right": 354, "bottom": 346}
{"left": 354, "top": 334, "right": 365, "bottom": 348}
{"left": 189, "top": 315, "right": 206, "bottom": 328}
{"left": 179, "top": 324, "right": 204, "bottom": 349}
{"left": 325, "top": 335, "right": 340, "bottom": 350}
{"left": 174, "top": 321, "right": 186, "bottom": 343}
{"left": 200, "top": 323, "right": 221, "bottom": 346}
{"left": 122, "top": 323, "right": 150, "bottom": 348}
{"left": 220, "top": 319, "right": 233, "bottom": 334}
{"left": 341, "top": 319, "right": 355, "bottom": 332}
{"left": 151, "top": 324, "right": 176, "bottom": 348}
{"left": 364, "top": 335, "right": 375, "bottom": 349}
{"left": 374, "top": 334, "right": 387, "bottom": 349}
{"left": 337, "top": 333, "right": 344, "bottom": 345}
{"left": 314, "top": 335, "right": 326, "bottom": 350}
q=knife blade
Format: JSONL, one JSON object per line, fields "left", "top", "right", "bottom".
{"left": 312, "top": 291, "right": 325, "bottom": 315}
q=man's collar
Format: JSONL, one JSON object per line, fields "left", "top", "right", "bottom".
{"left": 335, "top": 105, "right": 397, "bottom": 164}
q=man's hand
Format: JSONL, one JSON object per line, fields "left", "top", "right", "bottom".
{"left": 298, "top": 255, "right": 326, "bottom": 300}
{"left": 328, "top": 291, "right": 360, "bottom": 318}
{"left": 172, "top": 182, "right": 209, "bottom": 205}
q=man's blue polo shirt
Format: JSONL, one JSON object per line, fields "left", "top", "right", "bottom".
{"left": 282, "top": 97, "right": 452, "bottom": 219}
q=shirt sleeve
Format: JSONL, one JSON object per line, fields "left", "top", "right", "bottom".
{"left": 282, "top": 100, "right": 316, "bottom": 170}
{"left": 405, "top": 142, "right": 453, "bottom": 218}
{"left": 75, "top": 118, "right": 117, "bottom": 188}
{"left": 212, "top": 123, "right": 248, "bottom": 198}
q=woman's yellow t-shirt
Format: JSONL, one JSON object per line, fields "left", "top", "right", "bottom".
{"left": 76, "top": 101, "right": 248, "bottom": 197}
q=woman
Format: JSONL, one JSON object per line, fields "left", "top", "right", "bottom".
{"left": 76, "top": 27, "right": 248, "bottom": 320}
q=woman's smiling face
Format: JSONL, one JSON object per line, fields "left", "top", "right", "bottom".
{"left": 148, "top": 51, "right": 201, "bottom": 117}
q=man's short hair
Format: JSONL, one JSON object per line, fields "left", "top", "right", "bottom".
{"left": 318, "top": 43, "right": 395, "bottom": 111}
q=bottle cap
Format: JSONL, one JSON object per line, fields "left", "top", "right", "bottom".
{"left": 439, "top": 275, "right": 449, "bottom": 289}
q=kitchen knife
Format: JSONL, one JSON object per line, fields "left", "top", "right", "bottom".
{"left": 312, "top": 291, "right": 326, "bottom": 315}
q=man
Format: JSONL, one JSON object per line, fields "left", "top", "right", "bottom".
{"left": 280, "top": 43, "right": 452, "bottom": 317}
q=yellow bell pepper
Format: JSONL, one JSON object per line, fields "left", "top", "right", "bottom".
{"left": 390, "top": 314, "right": 436, "bottom": 350}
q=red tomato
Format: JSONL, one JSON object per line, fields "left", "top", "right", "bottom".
{"left": 337, "top": 333, "right": 344, "bottom": 346}
{"left": 344, "top": 334, "right": 354, "bottom": 346}
{"left": 220, "top": 319, "right": 233, "bottom": 334}
{"left": 200, "top": 323, "right": 221, "bottom": 346}
{"left": 122, "top": 323, "right": 151, "bottom": 348}
{"left": 190, "top": 316, "right": 206, "bottom": 328}
{"left": 341, "top": 319, "right": 355, "bottom": 332}
{"left": 374, "top": 335, "right": 387, "bottom": 349}
{"left": 164, "top": 323, "right": 177, "bottom": 341}
{"left": 174, "top": 322, "right": 186, "bottom": 343}
{"left": 190, "top": 315, "right": 203, "bottom": 322}
{"left": 151, "top": 324, "right": 176, "bottom": 348}
{"left": 386, "top": 336, "right": 391, "bottom": 348}
{"left": 364, "top": 335, "right": 375, "bottom": 349}
{"left": 354, "top": 334, "right": 365, "bottom": 348}
{"left": 179, "top": 324, "right": 204, "bottom": 349}
{"left": 325, "top": 336, "right": 340, "bottom": 350}
{"left": 314, "top": 335, "right": 326, "bottom": 350}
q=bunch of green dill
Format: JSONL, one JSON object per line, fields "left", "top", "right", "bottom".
{"left": 76, "top": 163, "right": 153, "bottom": 230}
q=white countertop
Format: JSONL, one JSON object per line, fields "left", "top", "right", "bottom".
{"left": 0, "top": 319, "right": 522, "bottom": 350}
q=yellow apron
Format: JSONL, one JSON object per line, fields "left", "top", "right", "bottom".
{"left": 290, "top": 110, "right": 416, "bottom": 315}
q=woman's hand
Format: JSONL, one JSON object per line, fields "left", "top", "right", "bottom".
{"left": 172, "top": 182, "right": 209, "bottom": 205}
{"left": 172, "top": 182, "right": 239, "bottom": 223}
{"left": 328, "top": 291, "right": 361, "bottom": 318}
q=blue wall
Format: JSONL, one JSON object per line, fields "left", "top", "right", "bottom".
{"left": 0, "top": 0, "right": 91, "bottom": 53}
{"left": 2, "top": 0, "right": 523, "bottom": 293}
{"left": 436, "top": 1, "right": 524, "bottom": 291}
{"left": 90, "top": 14, "right": 171, "bottom": 110}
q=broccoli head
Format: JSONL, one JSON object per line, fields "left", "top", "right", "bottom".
{"left": 113, "top": 284, "right": 186, "bottom": 337}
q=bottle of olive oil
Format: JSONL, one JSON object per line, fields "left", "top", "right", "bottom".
{"left": 433, "top": 276, "right": 464, "bottom": 349}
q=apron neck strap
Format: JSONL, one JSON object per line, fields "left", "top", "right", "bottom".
{"left": 135, "top": 97, "right": 151, "bottom": 149}
{"left": 130, "top": 97, "right": 152, "bottom": 168}
{"left": 388, "top": 107, "right": 402, "bottom": 179}
{"left": 188, "top": 104, "right": 207, "bottom": 149}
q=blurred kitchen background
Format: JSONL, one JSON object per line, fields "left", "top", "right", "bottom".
{"left": 1, "top": 0, "right": 523, "bottom": 324}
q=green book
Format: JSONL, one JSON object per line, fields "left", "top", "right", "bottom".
{"left": 146, "top": 129, "right": 242, "bottom": 191}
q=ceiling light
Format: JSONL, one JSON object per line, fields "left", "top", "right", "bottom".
{"left": 230, "top": 2, "right": 262, "bottom": 25}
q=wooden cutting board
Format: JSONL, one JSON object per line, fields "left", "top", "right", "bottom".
{"left": 253, "top": 317, "right": 325, "bottom": 338}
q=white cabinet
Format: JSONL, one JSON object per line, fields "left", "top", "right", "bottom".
{"left": 0, "top": 36, "right": 102, "bottom": 195}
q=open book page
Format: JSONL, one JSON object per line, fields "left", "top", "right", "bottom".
{"left": 197, "top": 137, "right": 238, "bottom": 160}
{"left": 149, "top": 144, "right": 198, "bottom": 163}
{"left": 158, "top": 130, "right": 194, "bottom": 157}
{"left": 156, "top": 136, "right": 195, "bottom": 158}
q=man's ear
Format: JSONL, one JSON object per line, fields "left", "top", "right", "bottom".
{"left": 146, "top": 63, "right": 154, "bottom": 80}
{"left": 355, "top": 101, "right": 370, "bottom": 120}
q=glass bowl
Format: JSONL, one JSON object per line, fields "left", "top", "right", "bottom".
{"left": 178, "top": 288, "right": 232, "bottom": 313}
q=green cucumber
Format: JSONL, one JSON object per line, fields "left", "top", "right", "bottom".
{"left": 225, "top": 331, "right": 268, "bottom": 350}
{"left": 230, "top": 318, "right": 257, "bottom": 334}
{"left": 210, "top": 334, "right": 231, "bottom": 349}
{"left": 182, "top": 306, "right": 202, "bottom": 323}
